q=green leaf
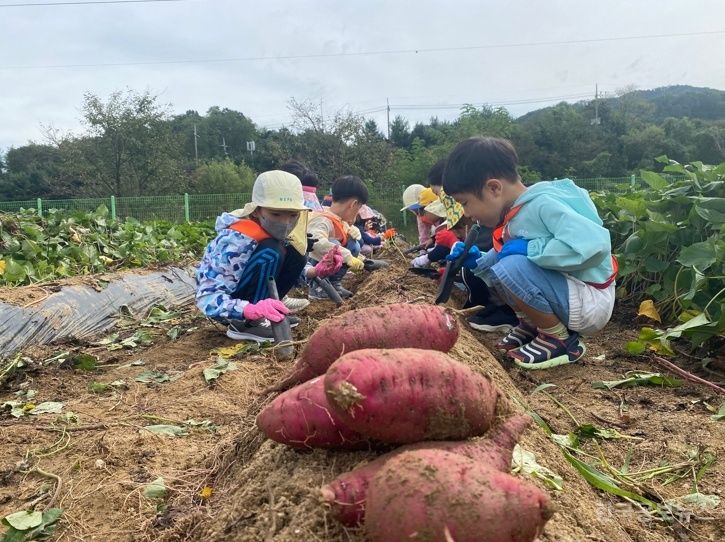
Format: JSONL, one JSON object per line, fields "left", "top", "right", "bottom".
{"left": 203, "top": 358, "right": 237, "bottom": 384}
{"left": 145, "top": 306, "right": 181, "bottom": 324}
{"left": 640, "top": 170, "right": 669, "bottom": 190}
{"left": 531, "top": 383, "right": 557, "bottom": 395}
{"left": 2, "top": 259, "right": 27, "bottom": 283}
{"left": 625, "top": 341, "right": 646, "bottom": 355}
{"left": 2, "top": 511, "right": 43, "bottom": 531}
{"left": 184, "top": 419, "right": 218, "bottom": 432}
{"left": 134, "top": 371, "right": 170, "bottom": 384}
{"left": 711, "top": 403, "right": 725, "bottom": 421}
{"left": 29, "top": 401, "right": 64, "bottom": 415}
{"left": 70, "top": 353, "right": 97, "bottom": 371}
{"left": 142, "top": 424, "right": 188, "bottom": 437}
{"left": 142, "top": 477, "right": 167, "bottom": 500}
{"left": 678, "top": 239, "right": 719, "bottom": 270}
{"left": 166, "top": 326, "right": 182, "bottom": 340}
{"left": 511, "top": 445, "right": 564, "bottom": 491}
{"left": 561, "top": 449, "right": 657, "bottom": 507}
{"left": 573, "top": 424, "right": 631, "bottom": 441}
{"left": 592, "top": 372, "right": 682, "bottom": 390}
{"left": 644, "top": 257, "right": 669, "bottom": 273}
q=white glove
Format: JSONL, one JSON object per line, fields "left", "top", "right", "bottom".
{"left": 411, "top": 254, "right": 430, "bottom": 268}
{"left": 347, "top": 225, "right": 362, "bottom": 241}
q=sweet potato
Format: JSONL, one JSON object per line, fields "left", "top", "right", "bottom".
{"left": 366, "top": 449, "right": 554, "bottom": 542}
{"left": 256, "top": 376, "right": 369, "bottom": 449}
{"left": 267, "top": 303, "right": 459, "bottom": 391}
{"left": 324, "top": 348, "right": 499, "bottom": 443}
{"left": 321, "top": 414, "right": 531, "bottom": 526}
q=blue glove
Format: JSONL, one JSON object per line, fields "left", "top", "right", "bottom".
{"left": 498, "top": 239, "right": 529, "bottom": 260}
{"left": 447, "top": 242, "right": 482, "bottom": 269}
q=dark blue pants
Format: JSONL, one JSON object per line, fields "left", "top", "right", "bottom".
{"left": 231, "top": 238, "right": 306, "bottom": 303}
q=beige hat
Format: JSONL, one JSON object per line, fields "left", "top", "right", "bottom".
{"left": 236, "top": 170, "right": 309, "bottom": 218}
{"left": 423, "top": 199, "right": 447, "bottom": 219}
{"left": 400, "top": 184, "right": 425, "bottom": 211}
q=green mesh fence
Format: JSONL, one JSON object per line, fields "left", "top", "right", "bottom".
{"left": 0, "top": 176, "right": 641, "bottom": 231}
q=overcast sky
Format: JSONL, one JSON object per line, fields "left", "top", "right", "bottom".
{"left": 1, "top": 0, "right": 724, "bottom": 151}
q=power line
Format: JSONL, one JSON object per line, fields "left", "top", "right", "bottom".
{"left": 0, "top": 0, "right": 183, "bottom": 7}
{"left": 1, "top": 29, "right": 723, "bottom": 70}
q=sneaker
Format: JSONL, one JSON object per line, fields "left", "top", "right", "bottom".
{"left": 496, "top": 321, "right": 537, "bottom": 352}
{"left": 331, "top": 280, "right": 353, "bottom": 299}
{"left": 508, "top": 331, "right": 586, "bottom": 370}
{"left": 467, "top": 305, "right": 519, "bottom": 332}
{"left": 309, "top": 283, "right": 329, "bottom": 301}
{"left": 282, "top": 296, "right": 310, "bottom": 314}
{"left": 287, "top": 315, "right": 300, "bottom": 328}
{"left": 226, "top": 319, "right": 274, "bottom": 342}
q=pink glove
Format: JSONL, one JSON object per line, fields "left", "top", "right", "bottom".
{"left": 243, "top": 298, "right": 289, "bottom": 323}
{"left": 314, "top": 245, "right": 344, "bottom": 278}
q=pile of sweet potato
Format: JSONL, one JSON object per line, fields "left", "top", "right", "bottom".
{"left": 256, "top": 303, "right": 554, "bottom": 541}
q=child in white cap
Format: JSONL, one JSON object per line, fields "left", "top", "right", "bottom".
{"left": 195, "top": 170, "right": 342, "bottom": 342}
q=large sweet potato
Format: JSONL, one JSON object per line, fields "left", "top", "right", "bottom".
{"left": 366, "top": 449, "right": 554, "bottom": 542}
{"left": 268, "top": 303, "right": 459, "bottom": 391}
{"left": 256, "top": 376, "right": 369, "bottom": 449}
{"left": 321, "top": 414, "right": 531, "bottom": 526}
{"left": 324, "top": 348, "right": 499, "bottom": 444}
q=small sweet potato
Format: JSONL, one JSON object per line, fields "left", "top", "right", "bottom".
{"left": 366, "top": 449, "right": 554, "bottom": 542}
{"left": 325, "top": 348, "right": 499, "bottom": 444}
{"left": 267, "top": 303, "right": 459, "bottom": 391}
{"left": 321, "top": 414, "right": 531, "bottom": 526}
{"left": 256, "top": 377, "right": 369, "bottom": 449}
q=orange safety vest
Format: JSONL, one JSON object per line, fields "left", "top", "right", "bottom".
{"left": 492, "top": 204, "right": 618, "bottom": 289}
{"left": 229, "top": 219, "right": 271, "bottom": 242}
{"left": 315, "top": 211, "right": 349, "bottom": 246}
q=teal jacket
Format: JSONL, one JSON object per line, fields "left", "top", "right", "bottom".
{"left": 478, "top": 179, "right": 614, "bottom": 284}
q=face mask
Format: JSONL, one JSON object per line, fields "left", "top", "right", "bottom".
{"left": 259, "top": 214, "right": 297, "bottom": 241}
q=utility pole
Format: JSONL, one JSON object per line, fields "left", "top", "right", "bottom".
{"left": 591, "top": 83, "right": 601, "bottom": 126}
{"left": 320, "top": 97, "right": 324, "bottom": 131}
{"left": 220, "top": 137, "right": 229, "bottom": 157}
{"left": 193, "top": 124, "right": 199, "bottom": 165}
{"left": 386, "top": 98, "right": 391, "bottom": 140}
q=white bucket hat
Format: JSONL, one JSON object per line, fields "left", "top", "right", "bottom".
{"left": 400, "top": 184, "right": 425, "bottom": 211}
{"left": 236, "top": 170, "right": 309, "bottom": 218}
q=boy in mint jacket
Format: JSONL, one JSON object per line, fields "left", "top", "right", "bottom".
{"left": 445, "top": 137, "right": 616, "bottom": 369}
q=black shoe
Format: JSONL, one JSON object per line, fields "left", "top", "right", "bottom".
{"left": 226, "top": 319, "right": 275, "bottom": 342}
{"left": 288, "top": 316, "right": 300, "bottom": 328}
{"left": 467, "top": 305, "right": 519, "bottom": 332}
{"left": 364, "top": 259, "right": 390, "bottom": 271}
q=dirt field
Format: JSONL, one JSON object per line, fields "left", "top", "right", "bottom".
{"left": 1, "top": 254, "right": 723, "bottom": 542}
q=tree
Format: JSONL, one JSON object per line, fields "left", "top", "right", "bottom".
{"left": 63, "top": 89, "right": 185, "bottom": 196}
{"left": 389, "top": 116, "right": 411, "bottom": 148}
{"left": 189, "top": 159, "right": 255, "bottom": 194}
{"left": 0, "top": 144, "right": 66, "bottom": 199}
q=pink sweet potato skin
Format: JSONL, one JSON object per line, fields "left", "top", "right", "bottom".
{"left": 321, "top": 414, "right": 531, "bottom": 527}
{"left": 268, "top": 303, "right": 459, "bottom": 391}
{"left": 366, "top": 449, "right": 553, "bottom": 542}
{"left": 256, "top": 377, "right": 369, "bottom": 449}
{"left": 324, "top": 348, "right": 499, "bottom": 444}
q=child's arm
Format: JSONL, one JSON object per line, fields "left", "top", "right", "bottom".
{"left": 308, "top": 215, "right": 353, "bottom": 262}
{"left": 195, "top": 231, "right": 255, "bottom": 319}
{"left": 361, "top": 229, "right": 382, "bottom": 246}
{"left": 527, "top": 196, "right": 611, "bottom": 271}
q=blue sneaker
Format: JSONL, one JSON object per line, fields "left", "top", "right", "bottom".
{"left": 508, "top": 331, "right": 586, "bottom": 370}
